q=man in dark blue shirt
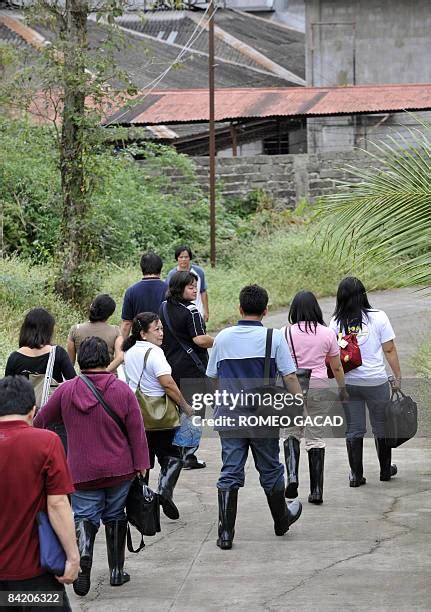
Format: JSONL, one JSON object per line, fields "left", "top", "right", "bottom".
{"left": 121, "top": 252, "right": 168, "bottom": 338}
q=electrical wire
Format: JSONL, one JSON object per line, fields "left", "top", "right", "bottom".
{"left": 104, "top": 4, "right": 218, "bottom": 126}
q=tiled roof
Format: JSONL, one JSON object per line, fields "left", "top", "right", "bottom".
{"left": 0, "top": 22, "right": 28, "bottom": 47}
{"left": 115, "top": 9, "right": 305, "bottom": 82}
{"left": 105, "top": 83, "right": 431, "bottom": 125}
{"left": 33, "top": 19, "right": 294, "bottom": 90}
{"left": 117, "top": 12, "right": 265, "bottom": 72}
{"left": 214, "top": 10, "right": 305, "bottom": 79}
{"left": 0, "top": 15, "right": 44, "bottom": 48}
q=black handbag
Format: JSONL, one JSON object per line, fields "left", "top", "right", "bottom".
{"left": 287, "top": 327, "right": 312, "bottom": 394}
{"left": 126, "top": 475, "right": 161, "bottom": 553}
{"left": 241, "top": 329, "right": 304, "bottom": 429}
{"left": 384, "top": 389, "right": 418, "bottom": 448}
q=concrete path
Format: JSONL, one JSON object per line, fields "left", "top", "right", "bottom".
{"left": 69, "top": 288, "right": 431, "bottom": 612}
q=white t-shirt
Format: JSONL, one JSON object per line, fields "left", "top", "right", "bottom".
{"left": 329, "top": 309, "right": 395, "bottom": 384}
{"left": 124, "top": 341, "right": 171, "bottom": 397}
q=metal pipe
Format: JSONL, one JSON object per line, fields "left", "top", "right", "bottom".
{"left": 209, "top": 0, "right": 216, "bottom": 268}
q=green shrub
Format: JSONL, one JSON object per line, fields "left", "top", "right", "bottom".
{"left": 0, "top": 119, "right": 251, "bottom": 266}
{"left": 0, "top": 257, "right": 81, "bottom": 372}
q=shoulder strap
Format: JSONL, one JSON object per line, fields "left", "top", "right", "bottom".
{"left": 263, "top": 328, "right": 273, "bottom": 386}
{"left": 79, "top": 374, "right": 128, "bottom": 441}
{"left": 41, "top": 346, "right": 56, "bottom": 407}
{"left": 127, "top": 523, "right": 145, "bottom": 554}
{"left": 162, "top": 301, "right": 207, "bottom": 375}
{"left": 137, "top": 348, "right": 153, "bottom": 390}
{"left": 288, "top": 327, "right": 299, "bottom": 369}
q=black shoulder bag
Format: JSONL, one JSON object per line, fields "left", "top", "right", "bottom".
{"left": 161, "top": 301, "right": 207, "bottom": 375}
{"left": 243, "top": 329, "right": 303, "bottom": 435}
{"left": 287, "top": 327, "right": 312, "bottom": 394}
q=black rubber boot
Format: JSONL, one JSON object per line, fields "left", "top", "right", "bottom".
{"left": 308, "top": 448, "right": 325, "bottom": 504}
{"left": 158, "top": 457, "right": 183, "bottom": 520}
{"left": 346, "top": 438, "right": 366, "bottom": 487}
{"left": 105, "top": 519, "right": 130, "bottom": 587}
{"left": 73, "top": 520, "right": 98, "bottom": 597}
{"left": 375, "top": 438, "right": 398, "bottom": 481}
{"left": 216, "top": 488, "right": 238, "bottom": 550}
{"left": 183, "top": 454, "right": 206, "bottom": 469}
{"left": 283, "top": 437, "right": 300, "bottom": 498}
{"left": 266, "top": 487, "right": 302, "bottom": 536}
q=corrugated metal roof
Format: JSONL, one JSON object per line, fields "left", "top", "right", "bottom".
{"left": 105, "top": 83, "right": 431, "bottom": 126}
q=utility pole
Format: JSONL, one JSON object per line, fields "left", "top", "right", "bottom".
{"left": 208, "top": 0, "right": 216, "bottom": 267}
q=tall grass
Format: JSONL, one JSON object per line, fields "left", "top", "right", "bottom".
{"left": 0, "top": 258, "right": 81, "bottom": 372}
{"left": 103, "top": 224, "right": 402, "bottom": 331}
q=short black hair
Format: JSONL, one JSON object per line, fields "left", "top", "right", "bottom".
{"left": 239, "top": 284, "right": 268, "bottom": 316}
{"left": 0, "top": 376, "right": 35, "bottom": 416}
{"left": 77, "top": 336, "right": 110, "bottom": 370}
{"left": 140, "top": 252, "right": 163, "bottom": 275}
{"left": 89, "top": 294, "right": 116, "bottom": 322}
{"left": 123, "top": 312, "right": 160, "bottom": 352}
{"left": 288, "top": 291, "right": 325, "bottom": 333}
{"left": 166, "top": 271, "right": 197, "bottom": 301}
{"left": 19, "top": 308, "right": 55, "bottom": 349}
{"left": 174, "top": 245, "right": 193, "bottom": 260}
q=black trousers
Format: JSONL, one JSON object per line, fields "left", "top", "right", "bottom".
{"left": 0, "top": 573, "right": 70, "bottom": 612}
{"left": 146, "top": 429, "right": 181, "bottom": 469}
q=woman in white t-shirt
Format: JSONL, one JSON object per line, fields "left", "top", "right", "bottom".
{"left": 329, "top": 277, "right": 402, "bottom": 488}
{"left": 281, "top": 291, "right": 346, "bottom": 505}
{"left": 123, "top": 312, "right": 192, "bottom": 521}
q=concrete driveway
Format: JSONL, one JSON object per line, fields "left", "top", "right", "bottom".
{"left": 69, "top": 288, "right": 431, "bottom": 612}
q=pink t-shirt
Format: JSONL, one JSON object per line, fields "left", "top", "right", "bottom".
{"left": 281, "top": 323, "right": 339, "bottom": 380}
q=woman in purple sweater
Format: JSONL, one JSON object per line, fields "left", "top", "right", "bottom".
{"left": 34, "top": 336, "right": 150, "bottom": 598}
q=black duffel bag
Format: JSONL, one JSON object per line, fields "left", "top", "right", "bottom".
{"left": 126, "top": 475, "right": 161, "bottom": 553}
{"left": 384, "top": 389, "right": 418, "bottom": 448}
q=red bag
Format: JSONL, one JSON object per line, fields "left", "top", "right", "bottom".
{"left": 326, "top": 333, "right": 362, "bottom": 379}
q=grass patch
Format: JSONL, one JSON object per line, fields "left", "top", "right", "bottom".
{"left": 413, "top": 339, "right": 431, "bottom": 379}
{"left": 0, "top": 257, "right": 81, "bottom": 372}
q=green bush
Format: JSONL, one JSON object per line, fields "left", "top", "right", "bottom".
{"left": 0, "top": 257, "right": 81, "bottom": 372}
{"left": 0, "top": 119, "right": 251, "bottom": 265}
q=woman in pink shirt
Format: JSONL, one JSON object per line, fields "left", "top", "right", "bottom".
{"left": 281, "top": 291, "right": 347, "bottom": 504}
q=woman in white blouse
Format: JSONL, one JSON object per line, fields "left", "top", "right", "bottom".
{"left": 123, "top": 312, "right": 192, "bottom": 521}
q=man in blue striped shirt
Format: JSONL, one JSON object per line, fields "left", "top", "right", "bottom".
{"left": 206, "top": 285, "right": 303, "bottom": 550}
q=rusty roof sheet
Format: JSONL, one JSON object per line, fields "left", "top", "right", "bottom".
{"left": 105, "top": 83, "right": 431, "bottom": 126}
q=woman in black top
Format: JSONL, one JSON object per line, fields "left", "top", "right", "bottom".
{"left": 159, "top": 271, "right": 214, "bottom": 469}
{"left": 5, "top": 308, "right": 76, "bottom": 448}
{"left": 5, "top": 308, "right": 76, "bottom": 382}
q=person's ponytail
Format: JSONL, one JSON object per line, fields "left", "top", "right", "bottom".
{"left": 122, "top": 319, "right": 142, "bottom": 352}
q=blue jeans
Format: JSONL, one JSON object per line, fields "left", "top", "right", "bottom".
{"left": 217, "top": 435, "right": 285, "bottom": 493}
{"left": 71, "top": 480, "right": 132, "bottom": 528}
{"left": 344, "top": 382, "right": 390, "bottom": 439}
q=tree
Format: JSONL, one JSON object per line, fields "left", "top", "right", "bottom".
{"left": 317, "top": 120, "right": 431, "bottom": 287}
{"left": 1, "top": 0, "right": 136, "bottom": 302}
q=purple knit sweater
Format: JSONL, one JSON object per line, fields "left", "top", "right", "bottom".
{"left": 33, "top": 372, "right": 150, "bottom": 484}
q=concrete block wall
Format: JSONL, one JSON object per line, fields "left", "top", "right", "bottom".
{"left": 137, "top": 149, "right": 384, "bottom": 208}
{"left": 191, "top": 150, "right": 383, "bottom": 207}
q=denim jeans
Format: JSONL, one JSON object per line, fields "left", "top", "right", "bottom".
{"left": 71, "top": 480, "right": 132, "bottom": 528}
{"left": 344, "top": 382, "right": 391, "bottom": 439}
{"left": 217, "top": 435, "right": 285, "bottom": 493}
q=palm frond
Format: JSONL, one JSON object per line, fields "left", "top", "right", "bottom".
{"left": 317, "top": 116, "right": 431, "bottom": 286}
